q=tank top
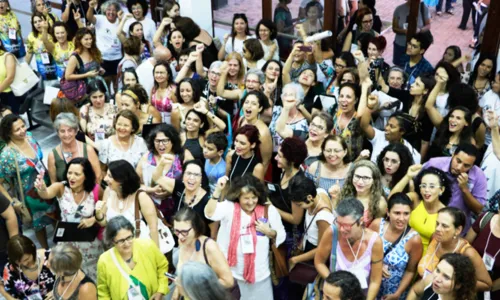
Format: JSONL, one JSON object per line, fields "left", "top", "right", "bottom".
{"left": 0, "top": 52, "right": 12, "bottom": 93}
{"left": 52, "top": 144, "right": 89, "bottom": 182}
{"left": 409, "top": 201, "right": 438, "bottom": 254}
{"left": 229, "top": 152, "right": 259, "bottom": 182}
{"left": 417, "top": 238, "right": 471, "bottom": 278}
{"left": 53, "top": 274, "right": 94, "bottom": 300}
{"left": 421, "top": 283, "right": 439, "bottom": 300}
{"left": 151, "top": 86, "right": 174, "bottom": 112}
{"left": 183, "top": 135, "right": 204, "bottom": 162}
{"left": 105, "top": 191, "right": 150, "bottom": 238}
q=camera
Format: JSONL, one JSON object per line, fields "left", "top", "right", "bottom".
{"left": 372, "top": 58, "right": 384, "bottom": 68}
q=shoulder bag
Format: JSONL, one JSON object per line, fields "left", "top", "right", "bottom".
{"left": 8, "top": 53, "right": 40, "bottom": 97}
{"left": 12, "top": 154, "right": 32, "bottom": 225}
{"left": 134, "top": 190, "right": 175, "bottom": 254}
{"left": 264, "top": 205, "right": 289, "bottom": 285}
{"left": 60, "top": 53, "right": 87, "bottom": 103}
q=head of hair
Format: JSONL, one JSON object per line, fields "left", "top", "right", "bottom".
{"left": 341, "top": 160, "right": 383, "bottom": 218}
{"left": 442, "top": 45, "right": 462, "bottom": 62}
{"left": 163, "top": 0, "right": 180, "bottom": 16}
{"left": 414, "top": 167, "right": 451, "bottom": 206}
{"left": 0, "top": 114, "right": 23, "bottom": 143}
{"left": 101, "top": 0, "right": 121, "bottom": 13}
{"left": 242, "top": 90, "right": 270, "bottom": 110}
{"left": 324, "top": 270, "right": 365, "bottom": 300}
{"left": 146, "top": 124, "right": 183, "bottom": 155}
{"left": 173, "top": 17, "right": 201, "bottom": 43}
{"left": 470, "top": 54, "right": 497, "bottom": 84}
{"left": 176, "top": 78, "right": 202, "bottom": 104}
{"left": 336, "top": 52, "right": 356, "bottom": 68}
{"left": 256, "top": 19, "right": 277, "bottom": 40}
{"left": 411, "top": 31, "right": 434, "bottom": 52}
{"left": 31, "top": 11, "right": 46, "bottom": 37}
{"left": 173, "top": 207, "right": 206, "bottom": 238}
{"left": 388, "top": 66, "right": 407, "bottom": 86}
{"left": 387, "top": 193, "right": 413, "bottom": 212}
{"left": 435, "top": 106, "right": 473, "bottom": 149}
{"left": 418, "top": 73, "right": 437, "bottom": 98}
{"left": 245, "top": 68, "right": 266, "bottom": 85}
{"left": 49, "top": 97, "right": 79, "bottom": 122}
{"left": 182, "top": 160, "right": 210, "bottom": 191}
{"left": 166, "top": 29, "right": 187, "bottom": 60}
{"left": 122, "top": 83, "right": 149, "bottom": 106}
{"left": 113, "top": 109, "right": 140, "bottom": 134}
{"left": 288, "top": 175, "right": 317, "bottom": 203}
{"left": 53, "top": 112, "right": 79, "bottom": 132}
{"left": 105, "top": 215, "right": 135, "bottom": 244}
{"left": 122, "top": 35, "right": 142, "bottom": 56}
{"left": 108, "top": 160, "right": 141, "bottom": 197}
{"left": 318, "top": 135, "right": 350, "bottom": 164}
{"left": 206, "top": 131, "right": 228, "bottom": 152}
{"left": 311, "top": 111, "right": 334, "bottom": 133}
{"left": 454, "top": 142, "right": 479, "bottom": 158}
{"left": 305, "top": 1, "right": 323, "bottom": 17}
{"left": 234, "top": 124, "right": 261, "bottom": 160}
{"left": 388, "top": 111, "right": 418, "bottom": 137}
{"left": 282, "top": 82, "right": 306, "bottom": 104}
{"left": 434, "top": 61, "right": 461, "bottom": 92}
{"left": 376, "top": 143, "right": 414, "bottom": 189}
{"left": 126, "top": 0, "right": 148, "bottom": 15}
{"left": 86, "top": 79, "right": 108, "bottom": 102}
{"left": 438, "top": 207, "right": 466, "bottom": 233}
{"left": 438, "top": 253, "right": 476, "bottom": 300}
{"left": 7, "top": 235, "right": 37, "bottom": 269}
{"left": 74, "top": 28, "right": 102, "bottom": 63}
{"left": 336, "top": 198, "right": 364, "bottom": 221}
{"left": 231, "top": 13, "right": 250, "bottom": 38}
{"left": 226, "top": 174, "right": 268, "bottom": 206}
{"left": 369, "top": 35, "right": 387, "bottom": 52}
{"left": 179, "top": 261, "right": 228, "bottom": 300}
{"left": 447, "top": 83, "right": 478, "bottom": 111}
{"left": 339, "top": 82, "right": 361, "bottom": 100}
{"left": 280, "top": 137, "right": 308, "bottom": 168}
{"left": 338, "top": 68, "right": 361, "bottom": 86}
{"left": 52, "top": 21, "right": 68, "bottom": 35}
{"left": 225, "top": 52, "right": 245, "bottom": 81}
{"left": 63, "top": 158, "right": 96, "bottom": 193}
{"left": 49, "top": 244, "right": 82, "bottom": 275}
{"left": 120, "top": 67, "right": 139, "bottom": 86}
{"left": 184, "top": 109, "right": 209, "bottom": 135}
{"left": 153, "top": 61, "right": 174, "bottom": 88}
{"left": 209, "top": 60, "right": 223, "bottom": 72}
{"left": 243, "top": 39, "right": 264, "bottom": 61}
{"left": 178, "top": 47, "right": 197, "bottom": 72}
{"left": 355, "top": 7, "right": 373, "bottom": 27}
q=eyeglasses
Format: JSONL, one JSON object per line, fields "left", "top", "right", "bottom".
{"left": 154, "top": 138, "right": 171, "bottom": 145}
{"left": 335, "top": 63, "right": 347, "bottom": 69}
{"left": 114, "top": 235, "right": 134, "bottom": 246}
{"left": 353, "top": 174, "right": 373, "bottom": 183}
{"left": 419, "top": 184, "right": 441, "bottom": 190}
{"left": 383, "top": 157, "right": 400, "bottom": 165}
{"left": 334, "top": 217, "right": 361, "bottom": 230}
{"left": 184, "top": 172, "right": 202, "bottom": 178}
{"left": 174, "top": 228, "right": 192, "bottom": 237}
{"left": 310, "top": 122, "right": 325, "bottom": 131}
{"left": 210, "top": 71, "right": 221, "bottom": 77}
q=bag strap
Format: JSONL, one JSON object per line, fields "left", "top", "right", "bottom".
{"left": 74, "top": 53, "right": 84, "bottom": 73}
{"left": 480, "top": 211, "right": 495, "bottom": 230}
{"left": 134, "top": 190, "right": 144, "bottom": 238}
{"left": 383, "top": 224, "right": 411, "bottom": 257}
{"left": 330, "top": 224, "right": 338, "bottom": 272}
{"left": 202, "top": 237, "right": 211, "bottom": 266}
{"left": 304, "top": 207, "right": 330, "bottom": 238}
{"left": 110, "top": 250, "right": 145, "bottom": 300}
{"left": 12, "top": 149, "right": 25, "bottom": 204}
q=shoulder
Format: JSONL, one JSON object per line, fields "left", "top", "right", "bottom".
{"left": 78, "top": 280, "right": 97, "bottom": 294}
{"left": 307, "top": 160, "right": 319, "bottom": 174}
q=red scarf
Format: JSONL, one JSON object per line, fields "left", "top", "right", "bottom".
{"left": 227, "top": 203, "right": 265, "bottom": 284}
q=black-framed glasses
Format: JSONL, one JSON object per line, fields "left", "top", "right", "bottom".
{"left": 114, "top": 235, "right": 134, "bottom": 246}
{"left": 174, "top": 228, "right": 192, "bottom": 237}
{"left": 334, "top": 217, "right": 361, "bottom": 230}
{"left": 353, "top": 174, "right": 373, "bottom": 183}
{"left": 154, "top": 138, "right": 171, "bottom": 145}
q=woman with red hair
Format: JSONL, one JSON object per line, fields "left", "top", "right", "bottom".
{"left": 367, "top": 36, "right": 390, "bottom": 87}
{"left": 225, "top": 125, "right": 265, "bottom": 181}
{"left": 342, "top": 7, "right": 379, "bottom": 53}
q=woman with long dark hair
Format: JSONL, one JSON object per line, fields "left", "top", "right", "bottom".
{"left": 218, "top": 13, "right": 251, "bottom": 60}
{"left": 151, "top": 61, "right": 177, "bottom": 124}
{"left": 464, "top": 54, "right": 496, "bottom": 100}
{"left": 26, "top": 12, "right": 57, "bottom": 81}
{"left": 377, "top": 143, "right": 414, "bottom": 197}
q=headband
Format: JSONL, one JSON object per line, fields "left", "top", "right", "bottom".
{"left": 122, "top": 90, "right": 140, "bottom": 103}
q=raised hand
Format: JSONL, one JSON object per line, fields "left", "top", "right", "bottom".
{"left": 213, "top": 176, "right": 228, "bottom": 195}
{"left": 406, "top": 164, "right": 423, "bottom": 179}
{"left": 34, "top": 172, "right": 47, "bottom": 191}
{"left": 89, "top": 0, "right": 97, "bottom": 9}
{"left": 73, "top": 9, "right": 81, "bottom": 21}
{"left": 193, "top": 102, "right": 208, "bottom": 115}
{"left": 367, "top": 94, "right": 379, "bottom": 109}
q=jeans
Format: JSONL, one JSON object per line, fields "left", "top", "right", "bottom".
{"left": 437, "top": 0, "right": 452, "bottom": 12}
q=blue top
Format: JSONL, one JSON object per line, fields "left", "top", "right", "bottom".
{"left": 205, "top": 158, "right": 226, "bottom": 195}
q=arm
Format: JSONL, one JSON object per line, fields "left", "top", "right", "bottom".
{"left": 79, "top": 104, "right": 89, "bottom": 133}
{"left": 458, "top": 173, "right": 485, "bottom": 215}
{"left": 366, "top": 237, "right": 383, "bottom": 300}
{"left": 0, "top": 54, "right": 15, "bottom": 93}
{"left": 205, "top": 177, "right": 227, "bottom": 218}
{"left": 170, "top": 107, "right": 181, "bottom": 132}
{"left": 34, "top": 175, "right": 64, "bottom": 199}
{"left": 474, "top": 121, "right": 486, "bottom": 149}
{"left": 464, "top": 246, "right": 492, "bottom": 291}
{"left": 425, "top": 81, "right": 445, "bottom": 127}
{"left": 282, "top": 45, "right": 298, "bottom": 85}
{"left": 78, "top": 282, "right": 97, "bottom": 300}
{"left": 47, "top": 151, "right": 58, "bottom": 184}
{"left": 24, "top": 52, "right": 33, "bottom": 65}
{"left": 195, "top": 47, "right": 206, "bottom": 78}
{"left": 359, "top": 84, "right": 376, "bottom": 140}
{"left": 276, "top": 202, "right": 305, "bottom": 225}
{"left": 390, "top": 235, "right": 423, "bottom": 299}
{"left": 116, "top": 14, "right": 132, "bottom": 44}
{"left": 86, "top": 0, "right": 97, "bottom": 25}
{"left": 465, "top": 226, "right": 478, "bottom": 244}
{"left": 260, "top": 129, "right": 273, "bottom": 170}
{"left": 314, "top": 226, "right": 333, "bottom": 279}
{"left": 206, "top": 239, "right": 234, "bottom": 288}
{"left": 97, "top": 259, "right": 111, "bottom": 300}
{"left": 251, "top": 163, "right": 265, "bottom": 182}
{"left": 391, "top": 16, "right": 407, "bottom": 35}
{"left": 153, "top": 18, "right": 171, "bottom": 48}
{"left": 1, "top": 205, "right": 19, "bottom": 237}
{"left": 217, "top": 35, "right": 229, "bottom": 61}
{"left": 215, "top": 63, "right": 242, "bottom": 100}
{"left": 175, "top": 54, "right": 196, "bottom": 83}
{"left": 152, "top": 155, "right": 176, "bottom": 194}
{"left": 388, "top": 164, "right": 422, "bottom": 198}
{"left": 61, "top": 0, "right": 71, "bottom": 22}
{"left": 138, "top": 192, "right": 159, "bottom": 247}
{"left": 65, "top": 56, "right": 96, "bottom": 81}
{"left": 342, "top": 32, "right": 352, "bottom": 52}
{"left": 275, "top": 106, "right": 293, "bottom": 139}
{"left": 87, "top": 145, "right": 102, "bottom": 183}
{"left": 407, "top": 276, "right": 431, "bottom": 300}
{"left": 41, "top": 24, "right": 55, "bottom": 54}
{"left": 95, "top": 188, "right": 109, "bottom": 227}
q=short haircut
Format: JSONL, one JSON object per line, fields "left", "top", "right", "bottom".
{"left": 288, "top": 175, "right": 317, "bottom": 203}
{"left": 153, "top": 61, "right": 174, "bottom": 88}
{"left": 280, "top": 137, "right": 308, "bottom": 168}
{"left": 7, "top": 235, "right": 37, "bottom": 269}
{"left": 325, "top": 271, "right": 364, "bottom": 300}
{"left": 182, "top": 160, "right": 210, "bottom": 191}
{"left": 318, "top": 135, "right": 350, "bottom": 164}
{"left": 101, "top": 0, "right": 121, "bottom": 13}
{"left": 54, "top": 112, "right": 79, "bottom": 131}
{"left": 108, "top": 160, "right": 141, "bottom": 198}
{"left": 49, "top": 244, "right": 82, "bottom": 275}
{"left": 255, "top": 19, "right": 277, "bottom": 40}
{"left": 126, "top": 0, "right": 148, "bottom": 14}
{"left": 206, "top": 131, "right": 228, "bottom": 152}
{"left": 412, "top": 31, "right": 434, "bottom": 51}
{"left": 226, "top": 174, "right": 268, "bottom": 206}
{"left": 454, "top": 143, "right": 479, "bottom": 158}
{"left": 173, "top": 207, "right": 207, "bottom": 238}
{"left": 311, "top": 111, "right": 334, "bottom": 133}
{"left": 145, "top": 124, "right": 183, "bottom": 155}
{"left": 245, "top": 68, "right": 265, "bottom": 85}
{"left": 122, "top": 36, "right": 142, "bottom": 56}
{"left": 282, "top": 82, "right": 305, "bottom": 104}
{"left": 114, "top": 109, "right": 140, "bottom": 134}
{"left": 0, "top": 114, "right": 23, "bottom": 144}
{"left": 105, "top": 215, "right": 135, "bottom": 244}
{"left": 179, "top": 261, "right": 228, "bottom": 300}
{"left": 387, "top": 193, "right": 413, "bottom": 212}
{"left": 243, "top": 38, "right": 264, "bottom": 61}
{"left": 64, "top": 158, "right": 96, "bottom": 193}
{"left": 336, "top": 197, "right": 364, "bottom": 221}
{"left": 185, "top": 109, "right": 210, "bottom": 135}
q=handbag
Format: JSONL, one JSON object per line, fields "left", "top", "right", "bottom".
{"left": 8, "top": 54, "right": 40, "bottom": 97}
{"left": 134, "top": 190, "right": 175, "bottom": 254}
{"left": 60, "top": 53, "right": 87, "bottom": 103}
{"left": 12, "top": 155, "right": 32, "bottom": 225}
{"left": 264, "top": 205, "right": 289, "bottom": 285}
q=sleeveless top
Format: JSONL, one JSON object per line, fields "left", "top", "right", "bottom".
{"left": 422, "top": 283, "right": 439, "bottom": 300}
{"left": 229, "top": 152, "right": 260, "bottom": 182}
{"left": 205, "top": 158, "right": 226, "bottom": 195}
{"left": 409, "top": 201, "right": 438, "bottom": 255}
{"left": 378, "top": 219, "right": 419, "bottom": 299}
{"left": 417, "top": 238, "right": 471, "bottom": 278}
{"left": 151, "top": 86, "right": 174, "bottom": 112}
{"left": 105, "top": 191, "right": 150, "bottom": 238}
{"left": 305, "top": 161, "right": 346, "bottom": 192}
{"left": 53, "top": 274, "right": 95, "bottom": 300}
{"left": 183, "top": 136, "right": 204, "bottom": 162}
{"left": 52, "top": 144, "right": 89, "bottom": 182}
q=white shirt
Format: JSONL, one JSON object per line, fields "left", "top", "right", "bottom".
{"left": 435, "top": 93, "right": 450, "bottom": 117}
{"left": 304, "top": 189, "right": 334, "bottom": 247}
{"left": 479, "top": 90, "right": 500, "bottom": 145}
{"left": 95, "top": 15, "right": 122, "bottom": 61}
{"left": 259, "top": 39, "right": 280, "bottom": 62}
{"left": 224, "top": 35, "right": 253, "bottom": 58}
{"left": 370, "top": 128, "right": 421, "bottom": 164}
{"left": 136, "top": 58, "right": 155, "bottom": 98}
{"left": 124, "top": 17, "right": 156, "bottom": 48}
{"left": 207, "top": 201, "right": 286, "bottom": 282}
{"left": 371, "top": 90, "right": 403, "bottom": 131}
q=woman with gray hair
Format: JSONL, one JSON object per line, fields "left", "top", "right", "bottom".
{"left": 176, "top": 261, "right": 228, "bottom": 300}
{"left": 49, "top": 243, "right": 97, "bottom": 299}
{"left": 97, "top": 216, "right": 169, "bottom": 299}
{"left": 48, "top": 112, "right": 101, "bottom": 184}
{"left": 313, "top": 197, "right": 383, "bottom": 300}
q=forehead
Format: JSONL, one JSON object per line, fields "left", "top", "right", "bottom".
{"left": 247, "top": 74, "right": 259, "bottom": 81}
{"left": 115, "top": 229, "right": 133, "bottom": 240}
{"left": 180, "top": 82, "right": 193, "bottom": 89}
{"left": 312, "top": 116, "right": 326, "bottom": 125}
{"left": 240, "top": 190, "right": 256, "bottom": 198}
{"left": 173, "top": 220, "right": 191, "bottom": 229}
{"left": 266, "top": 62, "right": 280, "bottom": 70}
{"left": 236, "top": 133, "right": 249, "bottom": 142}
{"left": 245, "top": 94, "right": 259, "bottom": 103}
{"left": 436, "top": 260, "right": 454, "bottom": 277}
{"left": 186, "top": 112, "right": 201, "bottom": 121}
{"left": 453, "top": 151, "right": 475, "bottom": 163}
{"left": 389, "top": 70, "right": 403, "bottom": 78}
{"left": 324, "top": 139, "right": 342, "bottom": 149}
{"left": 481, "top": 59, "right": 493, "bottom": 66}
{"left": 228, "top": 59, "right": 239, "bottom": 65}
{"left": 68, "top": 163, "right": 83, "bottom": 173}
{"left": 438, "top": 212, "right": 454, "bottom": 225}
{"left": 387, "top": 117, "right": 400, "bottom": 126}
{"left": 421, "top": 173, "right": 440, "bottom": 183}
{"left": 384, "top": 151, "right": 400, "bottom": 159}
{"left": 185, "top": 163, "right": 201, "bottom": 173}
{"left": 390, "top": 203, "right": 411, "bottom": 212}
{"left": 301, "top": 69, "right": 315, "bottom": 76}
{"left": 450, "top": 109, "right": 465, "bottom": 117}
{"left": 354, "top": 166, "right": 372, "bottom": 176}
{"left": 116, "top": 116, "right": 132, "bottom": 124}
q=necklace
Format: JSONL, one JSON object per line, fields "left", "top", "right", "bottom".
{"left": 118, "top": 195, "right": 131, "bottom": 212}
{"left": 58, "top": 272, "right": 77, "bottom": 300}
{"left": 229, "top": 153, "right": 255, "bottom": 181}
{"left": 180, "top": 188, "right": 199, "bottom": 208}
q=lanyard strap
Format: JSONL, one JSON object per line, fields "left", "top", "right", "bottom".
{"left": 110, "top": 250, "right": 145, "bottom": 300}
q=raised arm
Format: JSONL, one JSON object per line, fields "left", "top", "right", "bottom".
{"left": 61, "top": 0, "right": 72, "bottom": 22}
{"left": 276, "top": 105, "right": 294, "bottom": 139}
{"left": 388, "top": 164, "right": 422, "bottom": 198}
{"left": 116, "top": 14, "right": 133, "bottom": 44}
{"left": 153, "top": 18, "right": 171, "bottom": 48}
{"left": 486, "top": 111, "right": 500, "bottom": 160}
{"left": 425, "top": 79, "right": 446, "bottom": 127}
{"left": 194, "top": 101, "right": 226, "bottom": 132}
{"left": 282, "top": 44, "right": 298, "bottom": 85}
{"left": 152, "top": 154, "right": 176, "bottom": 193}
{"left": 215, "top": 62, "right": 241, "bottom": 100}
{"left": 217, "top": 34, "right": 230, "bottom": 61}
{"left": 205, "top": 176, "right": 227, "bottom": 218}
{"left": 40, "top": 21, "right": 54, "bottom": 54}
{"left": 359, "top": 81, "right": 377, "bottom": 140}
{"left": 34, "top": 173, "right": 64, "bottom": 199}
{"left": 86, "top": 0, "right": 97, "bottom": 25}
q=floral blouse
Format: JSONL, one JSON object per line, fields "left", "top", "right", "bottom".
{"left": 2, "top": 250, "right": 55, "bottom": 299}
{"left": 26, "top": 32, "right": 57, "bottom": 80}
{"left": 269, "top": 105, "right": 309, "bottom": 152}
{"left": 97, "top": 135, "right": 148, "bottom": 168}
{"left": 52, "top": 41, "right": 75, "bottom": 79}
{"left": 81, "top": 103, "right": 117, "bottom": 142}
{"left": 329, "top": 105, "right": 364, "bottom": 161}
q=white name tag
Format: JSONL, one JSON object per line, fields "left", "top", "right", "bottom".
{"left": 240, "top": 234, "right": 254, "bottom": 254}
{"left": 41, "top": 52, "right": 51, "bottom": 65}
{"left": 8, "top": 28, "right": 16, "bottom": 40}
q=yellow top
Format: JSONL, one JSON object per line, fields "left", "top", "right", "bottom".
{"left": 97, "top": 238, "right": 169, "bottom": 300}
{"left": 0, "top": 52, "right": 12, "bottom": 93}
{"left": 409, "top": 201, "right": 437, "bottom": 255}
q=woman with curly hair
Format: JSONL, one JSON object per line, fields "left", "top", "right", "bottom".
{"left": 377, "top": 143, "right": 414, "bottom": 197}
{"left": 408, "top": 253, "right": 477, "bottom": 300}
{"left": 119, "top": 83, "right": 161, "bottom": 134}
{"left": 226, "top": 125, "right": 265, "bottom": 182}
{"left": 390, "top": 165, "right": 451, "bottom": 254}
{"left": 338, "top": 160, "right": 386, "bottom": 227}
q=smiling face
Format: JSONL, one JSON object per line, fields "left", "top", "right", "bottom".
{"left": 105, "top": 4, "right": 118, "bottom": 23}
{"left": 419, "top": 173, "right": 444, "bottom": 204}
{"left": 323, "top": 140, "right": 347, "bottom": 167}
{"left": 234, "top": 18, "right": 247, "bottom": 34}
{"left": 154, "top": 132, "right": 172, "bottom": 156}
{"left": 170, "top": 30, "right": 184, "bottom": 50}
{"left": 154, "top": 65, "right": 169, "bottom": 84}
{"left": 448, "top": 110, "right": 468, "bottom": 133}
{"left": 306, "top": 6, "right": 319, "bottom": 20}
{"left": 90, "top": 90, "right": 105, "bottom": 108}
{"left": 298, "top": 69, "right": 315, "bottom": 87}
{"left": 388, "top": 70, "right": 404, "bottom": 89}
{"left": 245, "top": 74, "right": 261, "bottom": 92}
{"left": 179, "top": 82, "right": 194, "bottom": 103}
{"left": 67, "top": 163, "right": 85, "bottom": 191}
{"left": 174, "top": 220, "right": 196, "bottom": 245}
{"left": 282, "top": 85, "right": 298, "bottom": 107}
{"left": 336, "top": 214, "right": 363, "bottom": 239}
{"left": 367, "top": 42, "right": 380, "bottom": 61}
{"left": 54, "top": 25, "right": 67, "bottom": 43}
{"left": 478, "top": 59, "right": 493, "bottom": 78}
{"left": 352, "top": 166, "right": 374, "bottom": 194}
{"left": 382, "top": 151, "right": 401, "bottom": 175}
{"left": 308, "top": 116, "right": 328, "bottom": 142}
{"left": 10, "top": 119, "right": 27, "bottom": 141}
{"left": 182, "top": 163, "right": 203, "bottom": 192}
{"left": 0, "top": 0, "right": 9, "bottom": 15}
{"left": 361, "top": 14, "right": 373, "bottom": 31}
{"left": 80, "top": 33, "right": 93, "bottom": 49}
{"left": 264, "top": 61, "right": 280, "bottom": 81}
{"left": 208, "top": 67, "right": 221, "bottom": 87}
{"left": 384, "top": 117, "right": 403, "bottom": 142}
{"left": 57, "top": 124, "right": 77, "bottom": 145}
{"left": 228, "top": 59, "right": 240, "bottom": 77}
{"left": 239, "top": 189, "right": 259, "bottom": 214}
{"left": 242, "top": 94, "right": 263, "bottom": 120}
{"left": 131, "top": 23, "right": 143, "bottom": 39}
{"left": 432, "top": 260, "right": 456, "bottom": 295}
{"left": 185, "top": 111, "right": 203, "bottom": 133}
{"left": 234, "top": 134, "right": 254, "bottom": 157}
{"left": 409, "top": 77, "right": 427, "bottom": 96}
{"left": 435, "top": 212, "right": 461, "bottom": 243}
{"left": 130, "top": 3, "right": 144, "bottom": 19}
{"left": 119, "top": 95, "right": 139, "bottom": 113}
{"left": 114, "top": 116, "right": 134, "bottom": 138}
{"left": 338, "top": 86, "right": 357, "bottom": 113}
{"left": 123, "top": 72, "right": 137, "bottom": 87}
{"left": 388, "top": 203, "right": 411, "bottom": 231}
{"left": 258, "top": 24, "right": 271, "bottom": 41}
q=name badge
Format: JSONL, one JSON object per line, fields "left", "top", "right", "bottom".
{"left": 483, "top": 252, "right": 495, "bottom": 271}
{"left": 267, "top": 183, "right": 276, "bottom": 192}
{"left": 35, "top": 160, "right": 46, "bottom": 174}
{"left": 41, "top": 52, "right": 51, "bottom": 65}
{"left": 350, "top": 265, "right": 368, "bottom": 289}
{"left": 8, "top": 28, "right": 16, "bottom": 40}
{"left": 240, "top": 234, "right": 254, "bottom": 254}
{"left": 95, "top": 129, "right": 105, "bottom": 142}
{"left": 26, "top": 293, "right": 43, "bottom": 300}
{"left": 423, "top": 268, "right": 432, "bottom": 279}
{"left": 127, "top": 286, "right": 143, "bottom": 300}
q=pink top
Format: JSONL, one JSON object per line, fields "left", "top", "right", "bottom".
{"left": 151, "top": 86, "right": 175, "bottom": 113}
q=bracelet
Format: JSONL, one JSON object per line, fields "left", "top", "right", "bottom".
{"left": 95, "top": 214, "right": 105, "bottom": 222}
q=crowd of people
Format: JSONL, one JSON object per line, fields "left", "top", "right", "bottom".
{"left": 0, "top": 0, "right": 499, "bottom": 299}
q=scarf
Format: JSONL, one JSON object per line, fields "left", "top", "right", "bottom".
{"left": 227, "top": 202, "right": 265, "bottom": 284}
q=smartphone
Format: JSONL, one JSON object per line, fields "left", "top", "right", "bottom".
{"left": 299, "top": 45, "right": 312, "bottom": 52}
{"left": 165, "top": 272, "right": 177, "bottom": 281}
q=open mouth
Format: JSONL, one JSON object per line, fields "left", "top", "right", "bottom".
{"left": 449, "top": 123, "right": 457, "bottom": 130}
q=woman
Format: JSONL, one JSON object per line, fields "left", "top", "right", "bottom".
{"left": 367, "top": 36, "right": 390, "bottom": 86}
{"left": 342, "top": 7, "right": 379, "bottom": 53}
{"left": 0, "top": 39, "right": 18, "bottom": 114}
{"left": 314, "top": 197, "right": 383, "bottom": 300}
{"left": 49, "top": 243, "right": 97, "bottom": 299}
{"left": 151, "top": 61, "right": 177, "bottom": 124}
{"left": 86, "top": 0, "right": 123, "bottom": 90}
{"left": 215, "top": 52, "right": 245, "bottom": 119}
{"left": 426, "top": 62, "right": 461, "bottom": 118}
{"left": 117, "top": 16, "right": 152, "bottom": 60}
{"left": 408, "top": 253, "right": 477, "bottom": 300}
{"left": 48, "top": 113, "right": 100, "bottom": 184}
{"left": 32, "top": 0, "right": 59, "bottom": 27}
{"left": 319, "top": 52, "right": 356, "bottom": 103}
{"left": 369, "top": 193, "right": 423, "bottom": 299}
{"left": 0, "top": 0, "right": 25, "bottom": 59}
{"left": 226, "top": 125, "right": 265, "bottom": 181}
{"left": 300, "top": 1, "right": 323, "bottom": 35}
{"left": 136, "top": 124, "right": 184, "bottom": 222}
{"left": 0, "top": 115, "right": 56, "bottom": 249}
{"left": 80, "top": 80, "right": 117, "bottom": 142}
{"left": 256, "top": 19, "right": 280, "bottom": 62}
{"left": 339, "top": 160, "right": 386, "bottom": 227}
{"left": 417, "top": 207, "right": 492, "bottom": 291}
{"left": 466, "top": 202, "right": 500, "bottom": 300}
{"left": 97, "top": 216, "right": 168, "bottom": 299}
{"left": 152, "top": 156, "right": 216, "bottom": 238}
{"left": 123, "top": 0, "right": 156, "bottom": 46}
{"left": 0, "top": 235, "right": 55, "bottom": 299}
{"left": 377, "top": 143, "right": 414, "bottom": 198}
{"left": 96, "top": 109, "right": 148, "bottom": 170}
{"left": 171, "top": 78, "right": 207, "bottom": 133}
{"left": 218, "top": 13, "right": 251, "bottom": 60}
{"left": 242, "top": 38, "right": 266, "bottom": 70}
{"left": 442, "top": 45, "right": 464, "bottom": 73}
{"left": 176, "top": 261, "right": 229, "bottom": 300}
{"left": 64, "top": 28, "right": 105, "bottom": 90}
{"left": 261, "top": 59, "right": 283, "bottom": 110}
{"left": 35, "top": 158, "right": 103, "bottom": 281}
{"left": 26, "top": 12, "right": 57, "bottom": 82}
{"left": 464, "top": 54, "right": 496, "bottom": 100}
{"left": 319, "top": 66, "right": 360, "bottom": 111}
{"left": 205, "top": 174, "right": 286, "bottom": 300}
{"left": 41, "top": 21, "right": 78, "bottom": 80}
{"left": 306, "top": 135, "right": 352, "bottom": 196}
{"left": 119, "top": 84, "right": 161, "bottom": 134}
{"left": 115, "top": 68, "right": 160, "bottom": 117}
{"left": 171, "top": 208, "right": 234, "bottom": 300}
{"left": 115, "top": 36, "right": 141, "bottom": 89}
{"left": 95, "top": 160, "right": 159, "bottom": 245}
{"left": 304, "top": 112, "right": 333, "bottom": 167}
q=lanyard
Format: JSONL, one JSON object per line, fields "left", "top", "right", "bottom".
{"left": 484, "top": 230, "right": 500, "bottom": 259}
{"left": 346, "top": 229, "right": 365, "bottom": 266}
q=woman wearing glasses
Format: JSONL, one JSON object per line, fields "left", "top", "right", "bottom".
{"left": 97, "top": 216, "right": 168, "bottom": 300}
{"left": 152, "top": 156, "right": 216, "bottom": 238}
{"left": 303, "top": 112, "right": 333, "bottom": 167}
{"left": 389, "top": 165, "right": 451, "bottom": 254}
{"left": 314, "top": 198, "right": 383, "bottom": 300}
{"left": 171, "top": 208, "right": 234, "bottom": 300}
{"left": 342, "top": 7, "right": 378, "bottom": 53}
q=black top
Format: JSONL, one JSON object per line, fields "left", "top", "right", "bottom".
{"left": 421, "top": 283, "right": 439, "bottom": 300}
{"left": 0, "top": 194, "right": 12, "bottom": 253}
{"left": 53, "top": 273, "right": 95, "bottom": 300}
{"left": 61, "top": 0, "right": 90, "bottom": 39}
{"left": 184, "top": 136, "right": 204, "bottom": 162}
{"left": 229, "top": 152, "right": 260, "bottom": 182}
{"left": 193, "top": 39, "right": 218, "bottom": 69}
{"left": 172, "top": 180, "right": 212, "bottom": 237}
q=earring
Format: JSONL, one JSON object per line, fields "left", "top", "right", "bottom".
{"left": 453, "top": 235, "right": 457, "bottom": 239}
{"left": 439, "top": 192, "right": 443, "bottom": 196}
